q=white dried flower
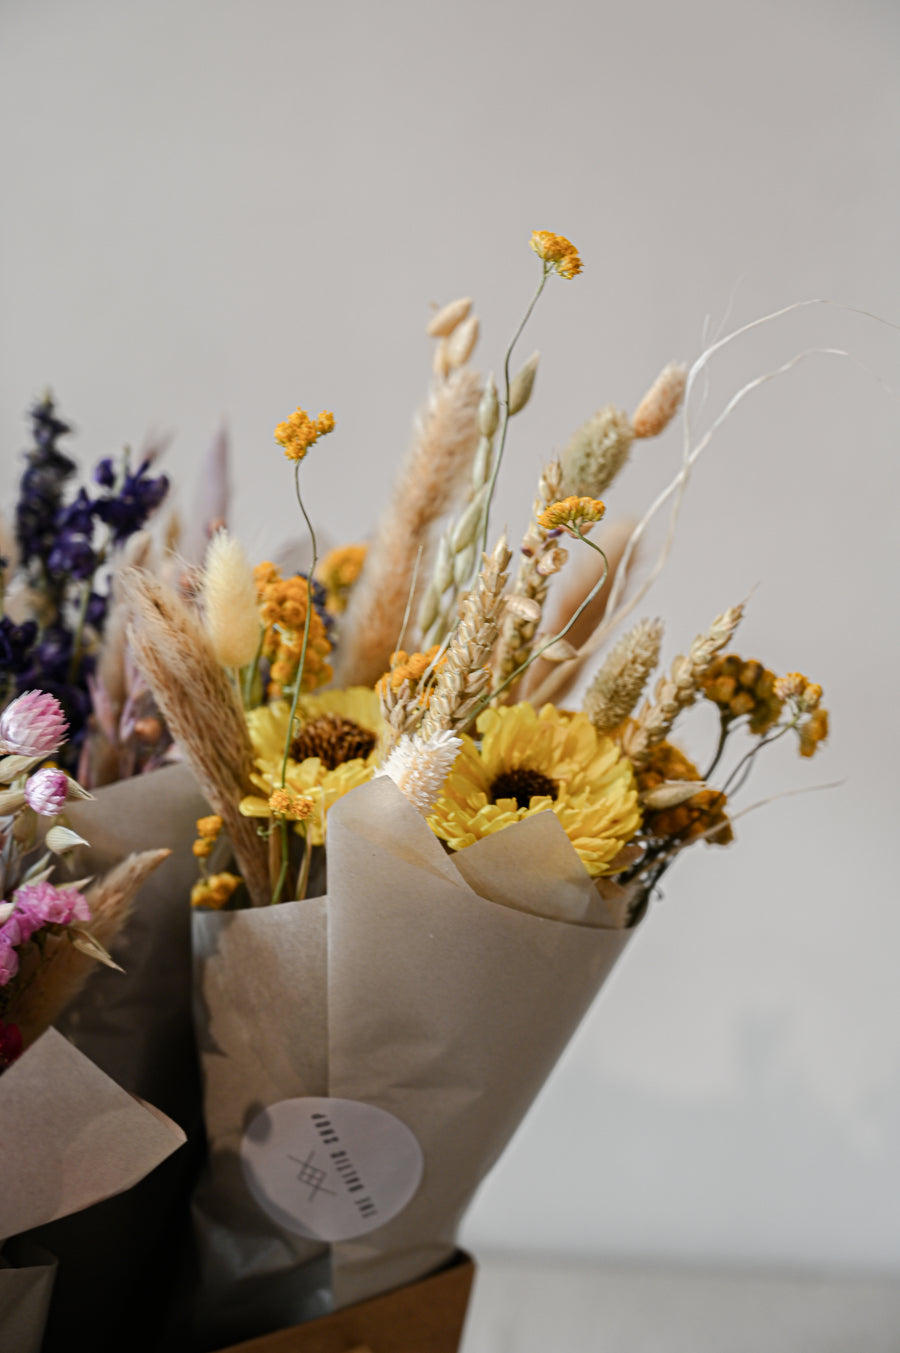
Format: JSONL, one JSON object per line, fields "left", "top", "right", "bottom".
{"left": 560, "top": 405, "right": 634, "bottom": 499}
{"left": 201, "top": 530, "right": 261, "bottom": 669}
{"left": 377, "top": 730, "right": 462, "bottom": 815}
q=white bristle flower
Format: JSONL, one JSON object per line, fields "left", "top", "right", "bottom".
{"left": 377, "top": 731, "right": 463, "bottom": 815}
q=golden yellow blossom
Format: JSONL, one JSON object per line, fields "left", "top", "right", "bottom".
{"left": 429, "top": 703, "right": 640, "bottom": 877}
{"left": 317, "top": 542, "right": 367, "bottom": 613}
{"left": 702, "top": 655, "right": 783, "bottom": 736}
{"left": 536, "top": 496, "right": 606, "bottom": 536}
{"left": 798, "top": 707, "right": 829, "bottom": 758}
{"left": 190, "top": 871, "right": 243, "bottom": 910}
{"left": 375, "top": 645, "right": 443, "bottom": 697}
{"left": 636, "top": 741, "right": 733, "bottom": 847}
{"left": 529, "top": 230, "right": 583, "bottom": 278}
{"left": 192, "top": 837, "right": 214, "bottom": 858}
{"left": 239, "top": 688, "right": 382, "bottom": 845}
{"left": 274, "top": 406, "right": 335, "bottom": 461}
{"left": 253, "top": 561, "right": 333, "bottom": 698}
{"left": 268, "top": 787, "right": 314, "bottom": 820}
{"left": 196, "top": 814, "right": 223, "bottom": 839}
{"left": 775, "top": 672, "right": 823, "bottom": 712}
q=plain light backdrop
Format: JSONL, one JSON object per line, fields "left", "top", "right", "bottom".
{"left": 2, "top": 0, "right": 899, "bottom": 1272}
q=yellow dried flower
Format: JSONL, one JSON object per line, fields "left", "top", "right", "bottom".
{"left": 375, "top": 645, "right": 443, "bottom": 697}
{"left": 274, "top": 406, "right": 335, "bottom": 461}
{"left": 254, "top": 561, "right": 333, "bottom": 698}
{"left": 268, "top": 787, "right": 314, "bottom": 821}
{"left": 798, "top": 707, "right": 829, "bottom": 758}
{"left": 637, "top": 742, "right": 733, "bottom": 847}
{"left": 775, "top": 672, "right": 822, "bottom": 711}
{"left": 190, "top": 871, "right": 243, "bottom": 910}
{"left": 702, "top": 654, "right": 783, "bottom": 736}
{"left": 429, "top": 703, "right": 640, "bottom": 877}
{"left": 536, "top": 496, "right": 606, "bottom": 535}
{"left": 196, "top": 814, "right": 223, "bottom": 839}
{"left": 192, "top": 837, "right": 214, "bottom": 858}
{"left": 317, "top": 542, "right": 367, "bottom": 613}
{"left": 530, "top": 230, "right": 583, "bottom": 279}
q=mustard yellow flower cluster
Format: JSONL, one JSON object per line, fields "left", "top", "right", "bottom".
{"left": 702, "top": 655, "right": 783, "bottom": 736}
{"left": 268, "top": 786, "right": 314, "bottom": 821}
{"left": 274, "top": 407, "right": 335, "bottom": 461}
{"left": 537, "top": 496, "right": 606, "bottom": 536}
{"left": 192, "top": 813, "right": 223, "bottom": 859}
{"left": 775, "top": 672, "right": 828, "bottom": 757}
{"left": 190, "top": 872, "right": 243, "bottom": 910}
{"left": 254, "top": 561, "right": 333, "bottom": 698}
{"left": 637, "top": 742, "right": 733, "bottom": 847}
{"left": 375, "top": 645, "right": 443, "bottom": 698}
{"left": 529, "top": 230, "right": 583, "bottom": 279}
{"left": 317, "top": 542, "right": 367, "bottom": 614}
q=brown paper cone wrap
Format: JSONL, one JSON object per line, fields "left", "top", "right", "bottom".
{"left": 192, "top": 777, "right": 632, "bottom": 1346}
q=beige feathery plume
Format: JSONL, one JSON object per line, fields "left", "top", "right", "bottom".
{"left": 492, "top": 459, "right": 563, "bottom": 697}
{"left": 621, "top": 603, "right": 744, "bottom": 769}
{"left": 377, "top": 731, "right": 462, "bottom": 815}
{"left": 583, "top": 618, "right": 664, "bottom": 734}
{"left": 420, "top": 536, "right": 511, "bottom": 738}
{"left": 13, "top": 849, "right": 169, "bottom": 1047}
{"left": 632, "top": 362, "right": 687, "bottom": 439}
{"left": 560, "top": 405, "right": 634, "bottom": 499}
{"left": 122, "top": 571, "right": 270, "bottom": 905}
{"left": 201, "top": 530, "right": 261, "bottom": 669}
{"left": 335, "top": 366, "right": 483, "bottom": 688}
{"left": 520, "top": 518, "right": 636, "bottom": 706}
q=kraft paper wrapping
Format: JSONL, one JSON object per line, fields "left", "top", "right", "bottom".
{"left": 0, "top": 1028, "right": 186, "bottom": 1352}
{"left": 192, "top": 776, "right": 632, "bottom": 1346}
{"left": 29, "top": 763, "right": 214, "bottom": 1353}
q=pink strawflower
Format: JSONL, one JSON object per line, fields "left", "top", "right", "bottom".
{"left": 11, "top": 880, "right": 91, "bottom": 934}
{"left": 0, "top": 938, "right": 19, "bottom": 987}
{"left": 24, "top": 766, "right": 70, "bottom": 816}
{"left": 0, "top": 690, "right": 69, "bottom": 757}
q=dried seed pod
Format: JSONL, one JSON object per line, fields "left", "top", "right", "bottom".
{"left": 446, "top": 314, "right": 480, "bottom": 368}
{"left": 426, "top": 296, "right": 473, "bottom": 338}
{"left": 509, "top": 352, "right": 540, "bottom": 416}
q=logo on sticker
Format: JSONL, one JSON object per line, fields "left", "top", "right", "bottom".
{"left": 240, "top": 1097, "right": 423, "bottom": 1241}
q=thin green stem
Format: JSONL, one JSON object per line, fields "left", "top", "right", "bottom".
{"left": 270, "top": 819, "right": 290, "bottom": 906}
{"left": 279, "top": 463, "right": 319, "bottom": 789}
{"left": 243, "top": 629, "right": 265, "bottom": 709}
{"left": 721, "top": 718, "right": 799, "bottom": 798}
{"left": 478, "top": 265, "right": 550, "bottom": 558}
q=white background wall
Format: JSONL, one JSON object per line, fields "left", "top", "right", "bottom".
{"left": 2, "top": 0, "right": 899, "bottom": 1272}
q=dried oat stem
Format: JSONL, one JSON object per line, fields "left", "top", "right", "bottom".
{"left": 621, "top": 604, "right": 744, "bottom": 770}
{"left": 14, "top": 849, "right": 170, "bottom": 1046}
{"left": 419, "top": 536, "right": 512, "bottom": 738}
{"left": 123, "top": 570, "right": 270, "bottom": 905}
{"left": 335, "top": 366, "right": 482, "bottom": 687}
{"left": 492, "top": 459, "right": 562, "bottom": 697}
{"left": 583, "top": 617, "right": 664, "bottom": 734}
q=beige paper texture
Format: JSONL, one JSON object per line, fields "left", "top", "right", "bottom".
{"left": 192, "top": 776, "right": 633, "bottom": 1335}
{"left": 0, "top": 1027, "right": 185, "bottom": 1241}
{"left": 0, "top": 1241, "right": 57, "bottom": 1353}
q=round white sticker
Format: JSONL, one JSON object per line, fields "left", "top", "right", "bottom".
{"left": 240, "top": 1097, "right": 424, "bottom": 1242}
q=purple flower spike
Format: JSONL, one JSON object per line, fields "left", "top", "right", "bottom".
{"left": 0, "top": 690, "right": 69, "bottom": 757}
{"left": 24, "top": 766, "right": 69, "bottom": 816}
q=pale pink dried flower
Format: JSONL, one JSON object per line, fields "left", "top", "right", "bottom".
{"left": 23, "top": 767, "right": 69, "bottom": 816}
{"left": 0, "top": 690, "right": 68, "bottom": 757}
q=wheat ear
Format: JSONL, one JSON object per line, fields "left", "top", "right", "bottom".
{"left": 122, "top": 571, "right": 270, "bottom": 905}
{"left": 583, "top": 618, "right": 664, "bottom": 734}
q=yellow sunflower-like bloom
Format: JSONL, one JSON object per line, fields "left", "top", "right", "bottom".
{"left": 239, "top": 687, "right": 382, "bottom": 845}
{"left": 428, "top": 703, "right": 640, "bottom": 876}
{"left": 529, "top": 230, "right": 583, "bottom": 279}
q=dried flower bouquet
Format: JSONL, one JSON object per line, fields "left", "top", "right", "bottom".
{"left": 0, "top": 229, "right": 833, "bottom": 1350}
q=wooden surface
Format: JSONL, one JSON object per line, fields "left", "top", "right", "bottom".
{"left": 214, "top": 1253, "right": 475, "bottom": 1353}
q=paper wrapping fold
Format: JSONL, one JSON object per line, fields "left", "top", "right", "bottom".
{"left": 0, "top": 1027, "right": 185, "bottom": 1242}
{"left": 28, "top": 763, "right": 214, "bottom": 1353}
{"left": 0, "top": 1241, "right": 57, "bottom": 1353}
{"left": 191, "top": 776, "right": 632, "bottom": 1344}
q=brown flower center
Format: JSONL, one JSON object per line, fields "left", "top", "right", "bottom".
{"left": 290, "top": 714, "right": 377, "bottom": 770}
{"left": 489, "top": 767, "right": 557, "bottom": 810}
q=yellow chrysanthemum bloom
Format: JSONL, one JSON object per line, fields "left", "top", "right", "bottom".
{"left": 429, "top": 703, "right": 640, "bottom": 876}
{"left": 537, "top": 496, "right": 606, "bottom": 536}
{"left": 529, "top": 230, "right": 583, "bottom": 279}
{"left": 274, "top": 406, "right": 335, "bottom": 461}
{"left": 239, "top": 687, "right": 382, "bottom": 845}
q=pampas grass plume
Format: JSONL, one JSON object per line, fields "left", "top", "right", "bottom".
{"left": 202, "top": 530, "right": 261, "bottom": 669}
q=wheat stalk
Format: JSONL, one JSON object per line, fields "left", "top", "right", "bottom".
{"left": 583, "top": 617, "right": 664, "bottom": 734}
